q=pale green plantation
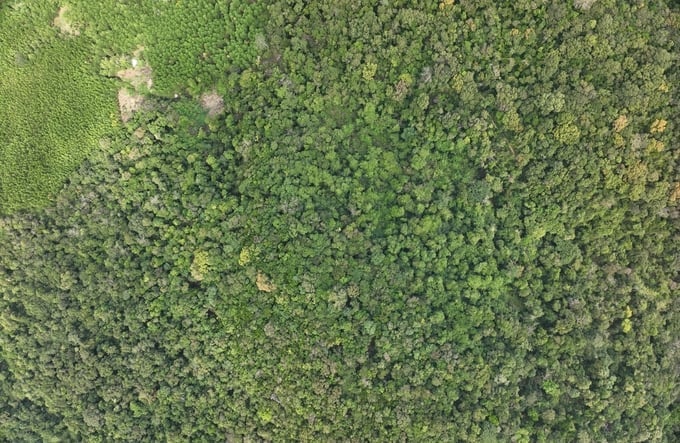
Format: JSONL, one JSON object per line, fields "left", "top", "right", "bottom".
{"left": 0, "top": 1, "right": 115, "bottom": 213}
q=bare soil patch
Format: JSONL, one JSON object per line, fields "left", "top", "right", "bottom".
{"left": 200, "top": 91, "right": 225, "bottom": 117}
{"left": 54, "top": 6, "right": 80, "bottom": 36}
{"left": 117, "top": 66, "right": 153, "bottom": 90}
{"left": 118, "top": 88, "right": 146, "bottom": 123}
{"left": 116, "top": 46, "right": 153, "bottom": 90}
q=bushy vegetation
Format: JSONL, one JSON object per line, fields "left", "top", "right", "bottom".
{"left": 1, "top": 0, "right": 679, "bottom": 441}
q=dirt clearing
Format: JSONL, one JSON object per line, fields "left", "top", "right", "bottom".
{"left": 200, "top": 91, "right": 225, "bottom": 117}
{"left": 118, "top": 88, "right": 146, "bottom": 123}
{"left": 117, "top": 66, "right": 153, "bottom": 90}
{"left": 54, "top": 6, "right": 80, "bottom": 36}
{"left": 116, "top": 46, "right": 153, "bottom": 91}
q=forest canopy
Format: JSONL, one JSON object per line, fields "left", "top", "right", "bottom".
{"left": 0, "top": 0, "right": 679, "bottom": 441}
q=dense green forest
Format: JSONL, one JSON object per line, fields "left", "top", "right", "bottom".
{"left": 1, "top": 0, "right": 679, "bottom": 441}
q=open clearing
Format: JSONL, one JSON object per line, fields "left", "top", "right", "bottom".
{"left": 53, "top": 6, "right": 80, "bottom": 36}
{"left": 116, "top": 65, "right": 153, "bottom": 90}
{"left": 117, "top": 88, "right": 146, "bottom": 123}
{"left": 200, "top": 91, "right": 224, "bottom": 117}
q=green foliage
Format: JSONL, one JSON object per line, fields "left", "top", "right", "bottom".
{"left": 0, "top": 1, "right": 116, "bottom": 213}
{"left": 0, "top": 0, "right": 679, "bottom": 442}
{"left": 67, "top": 0, "right": 265, "bottom": 96}
{"left": 143, "top": 1, "right": 264, "bottom": 96}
